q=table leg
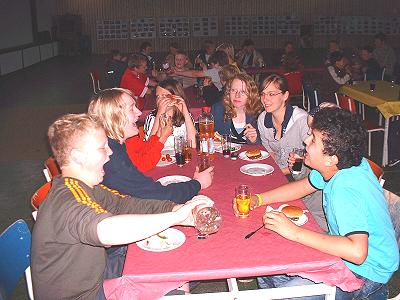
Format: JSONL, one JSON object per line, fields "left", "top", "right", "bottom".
{"left": 383, "top": 118, "right": 389, "bottom": 166}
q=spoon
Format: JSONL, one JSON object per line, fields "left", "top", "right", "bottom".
{"left": 244, "top": 224, "right": 265, "bottom": 239}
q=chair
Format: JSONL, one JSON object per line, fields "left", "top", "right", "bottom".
{"left": 363, "top": 67, "right": 385, "bottom": 81}
{"left": 303, "top": 84, "right": 320, "bottom": 112}
{"left": 366, "top": 158, "right": 385, "bottom": 186}
{"left": 43, "top": 157, "right": 60, "bottom": 182}
{"left": 283, "top": 71, "right": 303, "bottom": 106}
{"left": 31, "top": 181, "right": 52, "bottom": 211}
{"left": 0, "top": 220, "right": 34, "bottom": 300}
{"left": 335, "top": 93, "right": 384, "bottom": 157}
{"left": 90, "top": 71, "right": 101, "bottom": 94}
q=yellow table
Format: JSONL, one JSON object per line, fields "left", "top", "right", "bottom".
{"left": 339, "top": 81, "right": 400, "bottom": 166}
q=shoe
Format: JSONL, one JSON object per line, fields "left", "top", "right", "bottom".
{"left": 388, "top": 159, "right": 400, "bottom": 167}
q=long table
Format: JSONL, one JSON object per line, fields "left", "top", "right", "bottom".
{"left": 104, "top": 146, "right": 362, "bottom": 299}
{"left": 244, "top": 66, "right": 325, "bottom": 76}
{"left": 339, "top": 80, "right": 400, "bottom": 166}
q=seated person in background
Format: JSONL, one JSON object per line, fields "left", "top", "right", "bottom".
{"left": 31, "top": 113, "right": 213, "bottom": 299}
{"left": 253, "top": 107, "right": 399, "bottom": 299}
{"left": 324, "top": 40, "right": 341, "bottom": 66}
{"left": 216, "top": 42, "right": 237, "bottom": 66}
{"left": 319, "top": 51, "right": 352, "bottom": 103}
{"left": 257, "top": 74, "right": 309, "bottom": 175}
{"left": 235, "top": 39, "right": 265, "bottom": 68}
{"left": 120, "top": 54, "right": 157, "bottom": 109}
{"left": 212, "top": 73, "right": 262, "bottom": 144}
{"left": 194, "top": 40, "right": 215, "bottom": 69}
{"left": 139, "top": 41, "right": 156, "bottom": 71}
{"left": 104, "top": 49, "right": 127, "bottom": 88}
{"left": 88, "top": 88, "right": 213, "bottom": 204}
{"left": 373, "top": 32, "right": 397, "bottom": 79}
{"left": 164, "top": 42, "right": 179, "bottom": 68}
{"left": 170, "top": 50, "right": 197, "bottom": 89}
{"left": 361, "top": 45, "right": 383, "bottom": 80}
{"left": 144, "top": 79, "right": 197, "bottom": 150}
{"left": 280, "top": 41, "right": 299, "bottom": 67}
{"left": 281, "top": 52, "right": 300, "bottom": 73}
{"left": 174, "top": 50, "right": 229, "bottom": 94}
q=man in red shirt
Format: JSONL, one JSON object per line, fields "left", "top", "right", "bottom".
{"left": 120, "top": 54, "right": 157, "bottom": 109}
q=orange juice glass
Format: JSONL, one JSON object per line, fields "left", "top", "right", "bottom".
{"left": 235, "top": 185, "right": 250, "bottom": 218}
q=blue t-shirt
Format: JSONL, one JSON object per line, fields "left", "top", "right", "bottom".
{"left": 309, "top": 158, "right": 399, "bottom": 284}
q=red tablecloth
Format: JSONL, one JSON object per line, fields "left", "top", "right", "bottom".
{"left": 104, "top": 146, "right": 363, "bottom": 299}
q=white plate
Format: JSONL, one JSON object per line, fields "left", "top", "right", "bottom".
{"left": 136, "top": 228, "right": 186, "bottom": 252}
{"left": 156, "top": 150, "right": 176, "bottom": 167}
{"left": 266, "top": 205, "right": 308, "bottom": 226}
{"left": 157, "top": 175, "right": 191, "bottom": 186}
{"left": 238, "top": 150, "right": 269, "bottom": 161}
{"left": 240, "top": 164, "right": 274, "bottom": 176}
{"left": 215, "top": 143, "right": 242, "bottom": 153}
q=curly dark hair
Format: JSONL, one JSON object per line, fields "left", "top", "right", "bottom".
{"left": 312, "top": 107, "right": 367, "bottom": 169}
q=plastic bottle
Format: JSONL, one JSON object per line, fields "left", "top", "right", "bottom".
{"left": 198, "top": 107, "right": 215, "bottom": 160}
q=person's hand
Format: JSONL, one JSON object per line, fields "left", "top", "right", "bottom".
{"left": 157, "top": 115, "right": 173, "bottom": 143}
{"left": 156, "top": 95, "right": 173, "bottom": 115}
{"left": 193, "top": 166, "right": 214, "bottom": 189}
{"left": 287, "top": 152, "right": 296, "bottom": 172}
{"left": 151, "top": 68, "right": 158, "bottom": 79}
{"left": 263, "top": 211, "right": 300, "bottom": 240}
{"left": 243, "top": 124, "right": 258, "bottom": 143}
{"left": 203, "top": 77, "right": 212, "bottom": 87}
{"left": 174, "top": 195, "right": 214, "bottom": 226}
{"left": 173, "top": 96, "right": 186, "bottom": 113}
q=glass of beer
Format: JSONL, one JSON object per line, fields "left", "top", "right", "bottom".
{"left": 174, "top": 136, "right": 185, "bottom": 167}
{"left": 291, "top": 148, "right": 305, "bottom": 175}
{"left": 235, "top": 185, "right": 251, "bottom": 218}
{"left": 197, "top": 153, "right": 210, "bottom": 172}
{"left": 184, "top": 139, "right": 192, "bottom": 163}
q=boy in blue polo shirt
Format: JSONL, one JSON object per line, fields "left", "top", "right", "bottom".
{"left": 254, "top": 107, "right": 398, "bottom": 299}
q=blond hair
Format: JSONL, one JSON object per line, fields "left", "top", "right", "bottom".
{"left": 48, "top": 113, "right": 102, "bottom": 167}
{"left": 223, "top": 73, "right": 263, "bottom": 121}
{"left": 88, "top": 88, "right": 133, "bottom": 142}
{"left": 216, "top": 43, "right": 235, "bottom": 61}
{"left": 219, "top": 64, "right": 240, "bottom": 84}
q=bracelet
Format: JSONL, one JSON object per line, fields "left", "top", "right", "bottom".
{"left": 255, "top": 193, "right": 263, "bottom": 207}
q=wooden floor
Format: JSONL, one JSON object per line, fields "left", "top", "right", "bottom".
{"left": 0, "top": 54, "right": 398, "bottom": 299}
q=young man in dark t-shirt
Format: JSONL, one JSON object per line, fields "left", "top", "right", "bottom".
{"left": 31, "top": 114, "right": 213, "bottom": 299}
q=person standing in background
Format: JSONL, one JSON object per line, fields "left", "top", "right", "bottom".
{"left": 373, "top": 33, "right": 397, "bottom": 79}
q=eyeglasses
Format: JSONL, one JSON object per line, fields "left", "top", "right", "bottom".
{"left": 229, "top": 89, "right": 247, "bottom": 96}
{"left": 260, "top": 91, "right": 283, "bottom": 98}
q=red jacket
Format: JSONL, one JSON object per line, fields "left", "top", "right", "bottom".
{"left": 125, "top": 135, "right": 164, "bottom": 172}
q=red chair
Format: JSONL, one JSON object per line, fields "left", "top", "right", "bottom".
{"left": 90, "top": 71, "right": 101, "bottom": 94}
{"left": 31, "top": 182, "right": 52, "bottom": 211}
{"left": 335, "top": 93, "right": 384, "bottom": 157}
{"left": 283, "top": 71, "right": 303, "bottom": 107}
{"left": 43, "top": 157, "right": 60, "bottom": 182}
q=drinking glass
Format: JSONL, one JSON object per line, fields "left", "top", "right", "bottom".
{"left": 291, "top": 148, "right": 305, "bottom": 175}
{"left": 370, "top": 82, "right": 376, "bottom": 92}
{"left": 197, "top": 153, "right": 210, "bottom": 172}
{"left": 222, "top": 134, "right": 231, "bottom": 158}
{"left": 184, "top": 139, "right": 192, "bottom": 163}
{"left": 174, "top": 136, "right": 185, "bottom": 167}
{"left": 235, "top": 185, "right": 251, "bottom": 218}
{"left": 194, "top": 206, "right": 222, "bottom": 239}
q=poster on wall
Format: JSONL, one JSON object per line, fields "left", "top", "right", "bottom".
{"left": 224, "top": 16, "right": 250, "bottom": 36}
{"left": 96, "top": 20, "right": 128, "bottom": 40}
{"left": 159, "top": 17, "right": 190, "bottom": 38}
{"left": 130, "top": 18, "right": 156, "bottom": 39}
{"left": 276, "top": 16, "right": 300, "bottom": 35}
{"left": 251, "top": 16, "right": 276, "bottom": 35}
{"left": 192, "top": 16, "right": 218, "bottom": 37}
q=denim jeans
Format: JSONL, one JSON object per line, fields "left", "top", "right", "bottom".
{"left": 257, "top": 273, "right": 389, "bottom": 300}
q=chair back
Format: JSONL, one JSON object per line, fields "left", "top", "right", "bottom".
{"left": 43, "top": 157, "right": 60, "bottom": 182}
{"left": 90, "top": 71, "right": 101, "bottom": 94}
{"left": 335, "top": 93, "right": 357, "bottom": 113}
{"left": 366, "top": 159, "right": 385, "bottom": 186}
{"left": 31, "top": 182, "right": 52, "bottom": 210}
{"left": 0, "top": 220, "right": 32, "bottom": 300}
{"left": 283, "top": 71, "right": 303, "bottom": 95}
{"left": 303, "top": 83, "right": 319, "bottom": 111}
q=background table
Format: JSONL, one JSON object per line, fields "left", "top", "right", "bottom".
{"left": 104, "top": 146, "right": 362, "bottom": 299}
{"left": 339, "top": 81, "right": 400, "bottom": 166}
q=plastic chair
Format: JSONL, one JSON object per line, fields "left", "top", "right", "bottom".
{"left": 366, "top": 158, "right": 385, "bottom": 186}
{"left": 90, "top": 71, "right": 101, "bottom": 94}
{"left": 283, "top": 71, "right": 303, "bottom": 105}
{"left": 31, "top": 181, "right": 51, "bottom": 211}
{"left": 0, "top": 220, "right": 34, "bottom": 300}
{"left": 43, "top": 157, "right": 60, "bottom": 182}
{"left": 303, "top": 84, "right": 320, "bottom": 112}
{"left": 335, "top": 93, "right": 384, "bottom": 157}
{"left": 363, "top": 67, "right": 385, "bottom": 81}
